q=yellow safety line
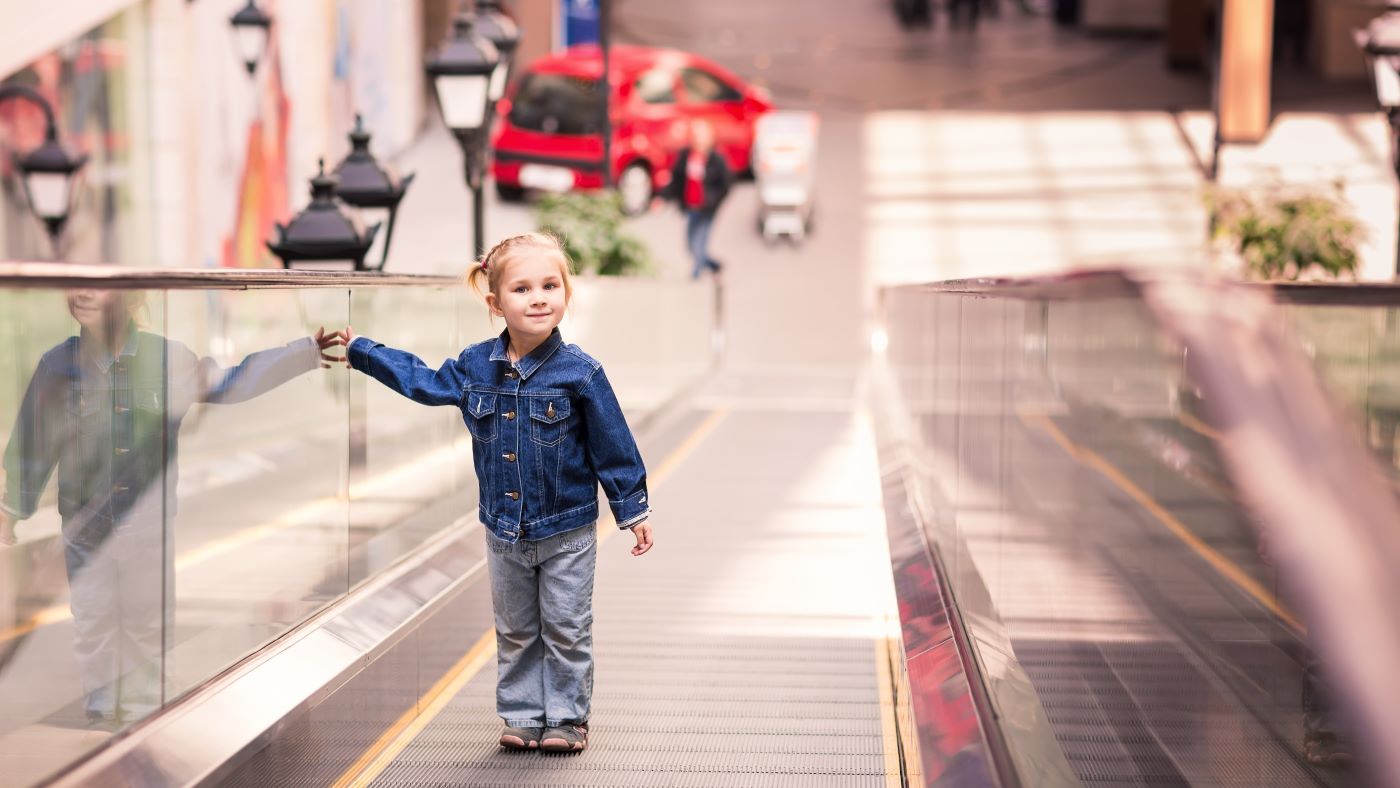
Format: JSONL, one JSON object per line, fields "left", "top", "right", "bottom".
{"left": 1018, "top": 409, "right": 1306, "bottom": 635}
{"left": 1, "top": 442, "right": 467, "bottom": 644}
{"left": 331, "top": 630, "right": 497, "bottom": 788}
{"left": 1178, "top": 409, "right": 1223, "bottom": 442}
{"left": 875, "top": 635, "right": 905, "bottom": 788}
{"left": 334, "top": 407, "right": 730, "bottom": 787}
{"left": 648, "top": 408, "right": 729, "bottom": 487}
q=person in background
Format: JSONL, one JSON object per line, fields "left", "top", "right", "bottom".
{"left": 665, "top": 119, "right": 732, "bottom": 280}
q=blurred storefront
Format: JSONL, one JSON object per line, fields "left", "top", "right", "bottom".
{"left": 0, "top": 0, "right": 429, "bottom": 268}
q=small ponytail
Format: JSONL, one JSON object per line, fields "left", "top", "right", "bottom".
{"left": 464, "top": 260, "right": 491, "bottom": 299}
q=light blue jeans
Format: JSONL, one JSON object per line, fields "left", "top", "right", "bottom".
{"left": 485, "top": 523, "right": 597, "bottom": 728}
{"left": 685, "top": 210, "right": 720, "bottom": 279}
{"left": 62, "top": 519, "right": 168, "bottom": 722}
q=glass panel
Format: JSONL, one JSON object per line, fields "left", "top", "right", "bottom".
{"left": 1280, "top": 303, "right": 1400, "bottom": 482}
{"left": 560, "top": 279, "right": 714, "bottom": 413}
{"left": 883, "top": 286, "right": 1365, "bottom": 787}
{"left": 344, "top": 285, "right": 485, "bottom": 585}
{"left": 0, "top": 287, "right": 169, "bottom": 785}
{"left": 160, "top": 288, "right": 350, "bottom": 699}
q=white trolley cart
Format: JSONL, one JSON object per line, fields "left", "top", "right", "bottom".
{"left": 752, "top": 110, "right": 818, "bottom": 244}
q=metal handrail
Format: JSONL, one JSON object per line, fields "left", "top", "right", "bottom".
{"left": 906, "top": 268, "right": 1400, "bottom": 306}
{"left": 0, "top": 262, "right": 460, "bottom": 290}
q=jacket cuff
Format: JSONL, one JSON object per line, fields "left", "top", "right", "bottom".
{"left": 348, "top": 336, "right": 379, "bottom": 371}
{"left": 611, "top": 490, "right": 650, "bottom": 529}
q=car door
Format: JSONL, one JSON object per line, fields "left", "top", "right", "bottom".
{"left": 677, "top": 65, "right": 750, "bottom": 172}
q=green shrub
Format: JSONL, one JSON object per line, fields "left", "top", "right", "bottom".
{"left": 1208, "top": 183, "right": 1363, "bottom": 281}
{"left": 536, "top": 191, "right": 652, "bottom": 277}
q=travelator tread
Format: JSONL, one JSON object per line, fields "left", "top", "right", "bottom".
{"left": 366, "top": 410, "right": 897, "bottom": 787}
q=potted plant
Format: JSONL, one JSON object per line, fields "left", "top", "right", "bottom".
{"left": 1208, "top": 182, "right": 1363, "bottom": 281}
{"left": 536, "top": 191, "right": 652, "bottom": 277}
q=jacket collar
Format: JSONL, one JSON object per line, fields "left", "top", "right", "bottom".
{"left": 489, "top": 327, "right": 564, "bottom": 381}
{"left": 79, "top": 322, "right": 141, "bottom": 373}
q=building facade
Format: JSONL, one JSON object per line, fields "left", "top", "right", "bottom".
{"left": 0, "top": 0, "right": 428, "bottom": 267}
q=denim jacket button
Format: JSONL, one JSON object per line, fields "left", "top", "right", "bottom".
{"left": 506, "top": 490, "right": 520, "bottom": 500}
{"left": 504, "top": 370, "right": 518, "bottom": 379}
{"left": 503, "top": 410, "right": 516, "bottom": 420}
{"left": 503, "top": 452, "right": 516, "bottom": 462}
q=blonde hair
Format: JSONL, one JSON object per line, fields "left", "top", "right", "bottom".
{"left": 465, "top": 232, "right": 575, "bottom": 305}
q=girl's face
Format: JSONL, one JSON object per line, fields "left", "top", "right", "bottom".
{"left": 66, "top": 288, "right": 126, "bottom": 332}
{"left": 485, "top": 252, "right": 568, "bottom": 345}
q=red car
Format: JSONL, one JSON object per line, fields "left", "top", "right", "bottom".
{"left": 490, "top": 44, "right": 773, "bottom": 215}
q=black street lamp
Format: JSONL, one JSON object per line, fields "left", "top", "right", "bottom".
{"left": 229, "top": 0, "right": 273, "bottom": 77}
{"left": 332, "top": 115, "right": 415, "bottom": 271}
{"left": 475, "top": 1, "right": 521, "bottom": 104}
{"left": 1357, "top": 9, "right": 1400, "bottom": 275}
{"left": 0, "top": 84, "right": 88, "bottom": 250}
{"left": 267, "top": 159, "right": 379, "bottom": 270}
{"left": 425, "top": 11, "right": 499, "bottom": 260}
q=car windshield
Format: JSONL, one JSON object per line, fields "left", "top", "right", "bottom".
{"left": 508, "top": 73, "right": 602, "bottom": 135}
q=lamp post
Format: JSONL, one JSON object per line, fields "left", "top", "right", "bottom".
{"left": 229, "top": 0, "right": 273, "bottom": 77}
{"left": 599, "top": 0, "right": 613, "bottom": 189}
{"left": 425, "top": 12, "right": 500, "bottom": 260}
{"left": 0, "top": 84, "right": 88, "bottom": 253}
{"left": 266, "top": 159, "right": 379, "bottom": 270}
{"left": 332, "top": 115, "right": 415, "bottom": 271}
{"left": 1358, "top": 10, "right": 1400, "bottom": 276}
{"left": 475, "top": 1, "right": 521, "bottom": 105}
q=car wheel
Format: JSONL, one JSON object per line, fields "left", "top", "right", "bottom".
{"left": 496, "top": 183, "right": 526, "bottom": 203}
{"left": 618, "top": 162, "right": 652, "bottom": 216}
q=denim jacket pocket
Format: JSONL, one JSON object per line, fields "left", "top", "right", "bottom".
{"left": 465, "top": 390, "right": 498, "bottom": 442}
{"left": 134, "top": 387, "right": 164, "bottom": 415}
{"left": 529, "top": 396, "right": 572, "bottom": 447}
{"left": 70, "top": 387, "right": 105, "bottom": 439}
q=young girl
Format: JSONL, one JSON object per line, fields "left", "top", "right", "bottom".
{"left": 341, "top": 232, "right": 654, "bottom": 753}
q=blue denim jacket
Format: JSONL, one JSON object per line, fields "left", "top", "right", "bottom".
{"left": 348, "top": 328, "right": 649, "bottom": 544}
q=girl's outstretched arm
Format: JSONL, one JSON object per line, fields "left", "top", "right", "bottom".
{"left": 343, "top": 326, "right": 468, "bottom": 407}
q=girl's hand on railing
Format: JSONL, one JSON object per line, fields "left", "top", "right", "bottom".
{"left": 314, "top": 326, "right": 349, "bottom": 369}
